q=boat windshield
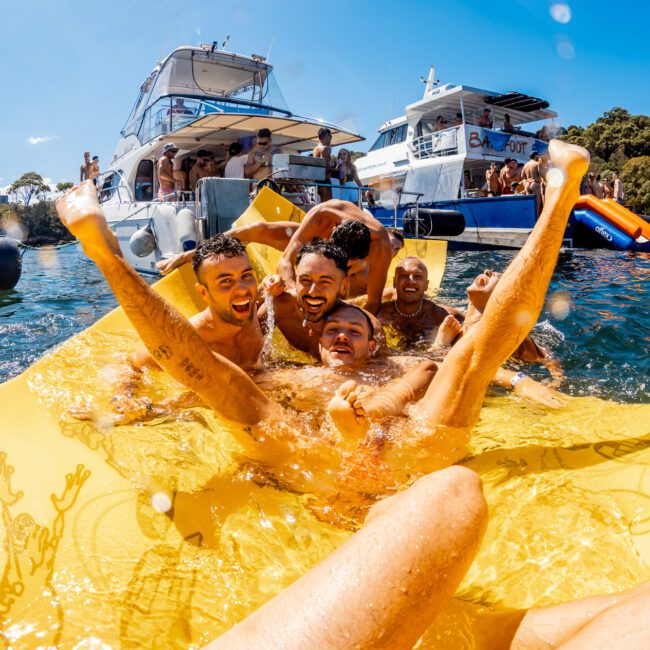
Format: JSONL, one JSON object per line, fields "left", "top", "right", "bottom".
{"left": 121, "top": 48, "right": 289, "bottom": 140}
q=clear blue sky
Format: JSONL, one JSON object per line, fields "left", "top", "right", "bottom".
{"left": 1, "top": 0, "right": 648, "bottom": 191}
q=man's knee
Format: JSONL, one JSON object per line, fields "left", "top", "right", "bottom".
{"left": 417, "top": 466, "right": 487, "bottom": 527}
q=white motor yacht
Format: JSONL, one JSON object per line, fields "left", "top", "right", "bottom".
{"left": 97, "top": 42, "right": 362, "bottom": 272}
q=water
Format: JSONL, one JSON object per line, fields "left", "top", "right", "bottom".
{"left": 1, "top": 246, "right": 649, "bottom": 404}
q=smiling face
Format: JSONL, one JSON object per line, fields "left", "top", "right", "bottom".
{"left": 394, "top": 258, "right": 429, "bottom": 304}
{"left": 295, "top": 253, "right": 348, "bottom": 323}
{"left": 319, "top": 305, "right": 375, "bottom": 368}
{"left": 194, "top": 254, "right": 258, "bottom": 325}
{"left": 466, "top": 269, "right": 501, "bottom": 310}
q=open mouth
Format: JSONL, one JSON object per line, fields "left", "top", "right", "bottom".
{"left": 403, "top": 287, "right": 417, "bottom": 293}
{"left": 302, "top": 296, "right": 326, "bottom": 313}
{"left": 232, "top": 298, "right": 251, "bottom": 314}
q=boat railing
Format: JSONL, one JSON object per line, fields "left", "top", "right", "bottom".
{"left": 138, "top": 97, "right": 227, "bottom": 143}
{"left": 97, "top": 169, "right": 134, "bottom": 204}
{"left": 410, "top": 126, "right": 459, "bottom": 159}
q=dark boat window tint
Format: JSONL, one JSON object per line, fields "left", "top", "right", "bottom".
{"left": 135, "top": 160, "right": 154, "bottom": 202}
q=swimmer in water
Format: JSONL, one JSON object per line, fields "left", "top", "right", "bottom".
{"left": 378, "top": 256, "right": 464, "bottom": 345}
{"left": 57, "top": 139, "right": 599, "bottom": 647}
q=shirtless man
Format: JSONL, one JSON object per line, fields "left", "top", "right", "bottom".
{"left": 478, "top": 108, "right": 493, "bottom": 128}
{"left": 244, "top": 128, "right": 275, "bottom": 181}
{"left": 277, "top": 199, "right": 394, "bottom": 314}
{"left": 189, "top": 150, "right": 212, "bottom": 190}
{"left": 157, "top": 143, "right": 177, "bottom": 201}
{"left": 80, "top": 151, "right": 94, "bottom": 183}
{"left": 313, "top": 127, "right": 336, "bottom": 202}
{"left": 57, "top": 138, "right": 590, "bottom": 646}
{"left": 522, "top": 152, "right": 542, "bottom": 212}
{"left": 378, "top": 256, "right": 463, "bottom": 345}
{"left": 486, "top": 162, "right": 501, "bottom": 196}
{"left": 501, "top": 158, "right": 522, "bottom": 195}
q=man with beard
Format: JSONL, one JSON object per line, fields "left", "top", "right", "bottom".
{"left": 276, "top": 200, "right": 394, "bottom": 315}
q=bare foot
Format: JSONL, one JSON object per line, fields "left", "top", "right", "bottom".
{"left": 543, "top": 139, "right": 590, "bottom": 191}
{"left": 434, "top": 314, "right": 462, "bottom": 347}
{"left": 55, "top": 182, "right": 121, "bottom": 262}
{"left": 327, "top": 380, "right": 369, "bottom": 441}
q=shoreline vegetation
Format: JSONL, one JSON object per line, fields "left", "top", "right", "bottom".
{"left": 0, "top": 108, "right": 647, "bottom": 247}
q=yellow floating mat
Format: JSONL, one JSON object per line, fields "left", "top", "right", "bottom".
{"left": 236, "top": 187, "right": 448, "bottom": 290}
{"left": 1, "top": 196, "right": 648, "bottom": 648}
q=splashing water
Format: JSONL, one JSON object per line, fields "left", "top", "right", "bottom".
{"left": 262, "top": 293, "right": 275, "bottom": 365}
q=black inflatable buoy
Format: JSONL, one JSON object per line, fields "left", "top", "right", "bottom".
{"left": 402, "top": 207, "right": 466, "bottom": 238}
{"left": 0, "top": 238, "right": 22, "bottom": 290}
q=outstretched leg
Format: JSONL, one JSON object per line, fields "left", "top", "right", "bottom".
{"left": 511, "top": 580, "right": 650, "bottom": 649}
{"left": 55, "top": 183, "right": 292, "bottom": 461}
{"left": 415, "top": 140, "right": 588, "bottom": 436}
{"left": 204, "top": 466, "right": 488, "bottom": 650}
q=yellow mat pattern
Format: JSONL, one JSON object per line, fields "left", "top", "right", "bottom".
{"left": 0, "top": 192, "right": 648, "bottom": 649}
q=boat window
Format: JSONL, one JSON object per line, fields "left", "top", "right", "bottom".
{"left": 134, "top": 160, "right": 154, "bottom": 202}
{"left": 369, "top": 131, "right": 387, "bottom": 151}
{"left": 98, "top": 171, "right": 120, "bottom": 203}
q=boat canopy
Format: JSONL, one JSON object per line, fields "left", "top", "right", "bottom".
{"left": 158, "top": 112, "right": 363, "bottom": 152}
{"left": 122, "top": 46, "right": 290, "bottom": 137}
{"left": 405, "top": 84, "right": 557, "bottom": 126}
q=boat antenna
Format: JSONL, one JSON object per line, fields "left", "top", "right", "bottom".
{"left": 266, "top": 37, "right": 274, "bottom": 62}
{"left": 222, "top": 34, "right": 230, "bottom": 50}
{"left": 421, "top": 65, "right": 439, "bottom": 99}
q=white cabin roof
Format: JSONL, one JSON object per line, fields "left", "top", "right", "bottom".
{"left": 405, "top": 84, "right": 557, "bottom": 125}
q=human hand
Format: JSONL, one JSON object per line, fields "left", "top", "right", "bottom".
{"left": 514, "top": 376, "right": 568, "bottom": 409}
{"left": 155, "top": 252, "right": 187, "bottom": 275}
{"left": 259, "top": 274, "right": 286, "bottom": 299}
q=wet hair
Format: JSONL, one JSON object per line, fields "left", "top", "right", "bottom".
{"left": 330, "top": 220, "right": 371, "bottom": 261}
{"left": 386, "top": 226, "right": 404, "bottom": 245}
{"left": 191, "top": 234, "right": 248, "bottom": 276}
{"left": 325, "top": 304, "right": 375, "bottom": 340}
{"left": 257, "top": 128, "right": 272, "bottom": 139}
{"left": 296, "top": 239, "right": 349, "bottom": 273}
{"left": 229, "top": 142, "right": 243, "bottom": 156}
{"left": 318, "top": 127, "right": 332, "bottom": 139}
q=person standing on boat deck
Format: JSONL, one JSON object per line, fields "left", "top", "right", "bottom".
{"left": 333, "top": 148, "right": 363, "bottom": 203}
{"left": 478, "top": 108, "right": 492, "bottom": 128}
{"left": 224, "top": 142, "right": 247, "bottom": 179}
{"left": 313, "top": 127, "right": 337, "bottom": 202}
{"left": 613, "top": 170, "right": 625, "bottom": 205}
{"left": 503, "top": 113, "right": 515, "bottom": 133}
{"left": 434, "top": 116, "right": 447, "bottom": 131}
{"left": 486, "top": 162, "right": 501, "bottom": 196}
{"left": 593, "top": 173, "right": 605, "bottom": 199}
{"left": 277, "top": 199, "right": 394, "bottom": 315}
{"left": 157, "top": 143, "right": 177, "bottom": 201}
{"left": 454, "top": 112, "right": 463, "bottom": 126}
{"left": 522, "top": 152, "right": 542, "bottom": 212}
{"left": 501, "top": 158, "right": 521, "bottom": 195}
{"left": 189, "top": 150, "right": 212, "bottom": 190}
{"left": 80, "top": 151, "right": 94, "bottom": 183}
{"left": 88, "top": 156, "right": 100, "bottom": 186}
{"left": 245, "top": 128, "right": 277, "bottom": 181}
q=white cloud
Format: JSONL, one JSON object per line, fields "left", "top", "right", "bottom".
{"left": 27, "top": 135, "right": 58, "bottom": 145}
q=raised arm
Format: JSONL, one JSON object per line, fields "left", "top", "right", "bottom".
{"left": 55, "top": 183, "right": 292, "bottom": 461}
{"left": 364, "top": 234, "right": 393, "bottom": 314}
{"left": 225, "top": 221, "right": 298, "bottom": 251}
{"left": 276, "top": 208, "right": 340, "bottom": 292}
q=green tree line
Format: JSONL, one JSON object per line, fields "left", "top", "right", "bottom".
{"left": 1, "top": 172, "right": 73, "bottom": 244}
{"left": 559, "top": 108, "right": 650, "bottom": 214}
